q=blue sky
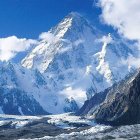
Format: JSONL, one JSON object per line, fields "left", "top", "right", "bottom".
{"left": 0, "top": 0, "right": 112, "bottom": 39}
{"left": 0, "top": 0, "right": 139, "bottom": 62}
{"left": 0, "top": 0, "right": 114, "bottom": 62}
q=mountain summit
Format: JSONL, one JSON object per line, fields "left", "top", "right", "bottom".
{"left": 21, "top": 12, "right": 96, "bottom": 72}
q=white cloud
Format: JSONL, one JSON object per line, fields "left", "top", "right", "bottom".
{"left": 73, "top": 39, "right": 85, "bottom": 46}
{"left": 99, "top": 0, "right": 140, "bottom": 41}
{"left": 99, "top": 0, "right": 140, "bottom": 68}
{"left": 39, "top": 32, "right": 59, "bottom": 43}
{"left": 121, "top": 55, "right": 140, "bottom": 70}
{"left": 0, "top": 36, "right": 37, "bottom": 61}
{"left": 121, "top": 41, "right": 140, "bottom": 69}
{"left": 0, "top": 28, "right": 87, "bottom": 62}
{"left": 59, "top": 87, "right": 87, "bottom": 107}
{"left": 96, "top": 33, "right": 112, "bottom": 44}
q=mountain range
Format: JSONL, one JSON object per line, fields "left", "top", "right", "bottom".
{"left": 0, "top": 12, "right": 139, "bottom": 115}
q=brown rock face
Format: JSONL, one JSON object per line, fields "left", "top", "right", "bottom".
{"left": 78, "top": 70, "right": 140, "bottom": 126}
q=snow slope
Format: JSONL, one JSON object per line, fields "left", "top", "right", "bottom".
{"left": 0, "top": 62, "right": 49, "bottom": 115}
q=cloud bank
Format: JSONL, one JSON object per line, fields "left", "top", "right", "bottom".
{"left": 99, "top": 0, "right": 140, "bottom": 41}
{"left": 0, "top": 36, "right": 37, "bottom": 61}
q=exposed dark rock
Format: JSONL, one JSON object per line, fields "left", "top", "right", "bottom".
{"left": 78, "top": 70, "right": 140, "bottom": 126}
{"left": 95, "top": 70, "right": 140, "bottom": 125}
{"left": 76, "top": 88, "right": 109, "bottom": 116}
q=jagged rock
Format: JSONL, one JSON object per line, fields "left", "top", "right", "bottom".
{"left": 76, "top": 88, "right": 109, "bottom": 116}
{"left": 78, "top": 70, "right": 140, "bottom": 125}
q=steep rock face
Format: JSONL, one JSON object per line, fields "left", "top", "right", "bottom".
{"left": 21, "top": 12, "right": 138, "bottom": 114}
{"left": 0, "top": 62, "right": 18, "bottom": 87}
{"left": 78, "top": 70, "right": 140, "bottom": 125}
{"left": 0, "top": 62, "right": 49, "bottom": 115}
{"left": 94, "top": 70, "right": 140, "bottom": 125}
{"left": 76, "top": 88, "right": 109, "bottom": 116}
{"left": 0, "top": 87, "right": 48, "bottom": 115}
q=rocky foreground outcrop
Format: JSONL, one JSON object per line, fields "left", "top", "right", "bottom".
{"left": 78, "top": 70, "right": 140, "bottom": 126}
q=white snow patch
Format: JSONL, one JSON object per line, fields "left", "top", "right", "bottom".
{"left": 0, "top": 107, "right": 3, "bottom": 114}
{"left": 18, "top": 107, "right": 24, "bottom": 115}
{"left": 47, "top": 113, "right": 95, "bottom": 129}
{"left": 4, "top": 98, "right": 8, "bottom": 104}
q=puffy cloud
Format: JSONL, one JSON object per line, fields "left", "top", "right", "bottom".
{"left": 0, "top": 36, "right": 37, "bottom": 61}
{"left": 99, "top": 0, "right": 140, "bottom": 41}
{"left": 39, "top": 32, "right": 59, "bottom": 43}
{"left": 96, "top": 33, "right": 113, "bottom": 44}
{"left": 59, "top": 87, "right": 87, "bottom": 107}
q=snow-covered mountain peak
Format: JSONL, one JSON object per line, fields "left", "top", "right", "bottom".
{"left": 21, "top": 12, "right": 97, "bottom": 72}
{"left": 1, "top": 12, "right": 140, "bottom": 115}
{"left": 68, "top": 12, "right": 82, "bottom": 18}
{"left": 66, "top": 12, "right": 88, "bottom": 25}
{"left": 50, "top": 12, "right": 92, "bottom": 40}
{"left": 20, "top": 12, "right": 139, "bottom": 114}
